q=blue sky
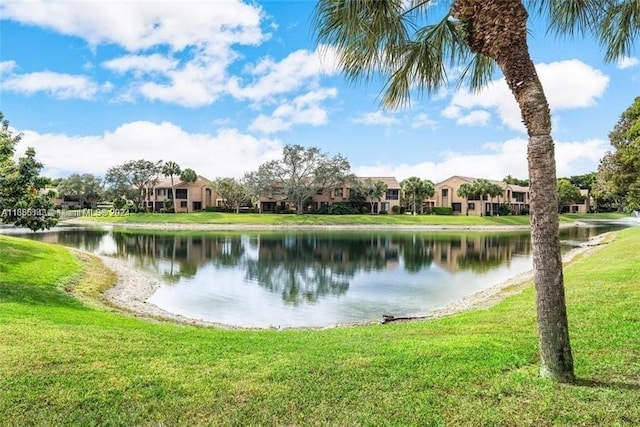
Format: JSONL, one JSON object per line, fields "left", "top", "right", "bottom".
{"left": 1, "top": 0, "right": 638, "bottom": 183}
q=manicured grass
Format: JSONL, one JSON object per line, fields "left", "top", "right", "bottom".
{"left": 1, "top": 229, "right": 639, "bottom": 425}
{"left": 70, "top": 211, "right": 633, "bottom": 227}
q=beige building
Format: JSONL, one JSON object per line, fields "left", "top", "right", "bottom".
{"left": 259, "top": 176, "right": 402, "bottom": 214}
{"left": 144, "top": 175, "right": 215, "bottom": 213}
{"left": 567, "top": 189, "right": 591, "bottom": 214}
{"left": 434, "top": 175, "right": 530, "bottom": 216}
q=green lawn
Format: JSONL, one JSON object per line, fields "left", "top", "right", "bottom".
{"left": 1, "top": 228, "right": 639, "bottom": 425}
{"left": 68, "top": 211, "right": 632, "bottom": 227}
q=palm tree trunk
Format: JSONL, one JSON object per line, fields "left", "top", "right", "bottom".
{"left": 453, "top": 0, "right": 574, "bottom": 381}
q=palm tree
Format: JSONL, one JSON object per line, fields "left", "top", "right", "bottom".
{"left": 486, "top": 182, "right": 506, "bottom": 216}
{"left": 419, "top": 179, "right": 435, "bottom": 214}
{"left": 162, "top": 161, "right": 181, "bottom": 213}
{"left": 456, "top": 182, "right": 475, "bottom": 215}
{"left": 370, "top": 179, "right": 389, "bottom": 213}
{"left": 314, "top": 0, "right": 631, "bottom": 381}
{"left": 180, "top": 168, "right": 198, "bottom": 213}
{"left": 401, "top": 177, "right": 423, "bottom": 215}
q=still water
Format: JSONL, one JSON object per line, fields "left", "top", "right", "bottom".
{"left": 6, "top": 223, "right": 627, "bottom": 327}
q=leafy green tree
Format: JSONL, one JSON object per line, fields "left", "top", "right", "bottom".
{"left": 557, "top": 179, "right": 583, "bottom": 213}
{"left": 594, "top": 97, "right": 640, "bottom": 212}
{"left": 251, "top": 144, "right": 352, "bottom": 214}
{"left": 360, "top": 178, "right": 389, "bottom": 214}
{"left": 314, "top": 0, "right": 639, "bottom": 381}
{"left": 503, "top": 175, "right": 530, "bottom": 186}
{"left": 162, "top": 161, "right": 181, "bottom": 210}
{"left": 213, "top": 177, "right": 249, "bottom": 213}
{"left": 569, "top": 172, "right": 597, "bottom": 191}
{"left": 57, "top": 173, "right": 104, "bottom": 208}
{"left": 0, "top": 113, "right": 57, "bottom": 231}
{"left": 104, "top": 159, "right": 162, "bottom": 210}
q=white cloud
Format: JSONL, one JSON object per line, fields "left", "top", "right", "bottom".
{"left": 249, "top": 88, "right": 337, "bottom": 134}
{"left": 411, "top": 113, "right": 438, "bottom": 129}
{"left": 351, "top": 110, "right": 400, "bottom": 126}
{"left": 0, "top": 1, "right": 266, "bottom": 52}
{"left": 15, "top": 121, "right": 283, "bottom": 179}
{"left": 617, "top": 56, "right": 639, "bottom": 69}
{"left": 1, "top": 1, "right": 270, "bottom": 107}
{"left": 1, "top": 71, "right": 108, "bottom": 100}
{"left": 102, "top": 54, "right": 177, "bottom": 75}
{"left": 0, "top": 60, "right": 17, "bottom": 74}
{"left": 353, "top": 137, "right": 609, "bottom": 182}
{"left": 446, "top": 60, "right": 609, "bottom": 131}
{"left": 457, "top": 110, "right": 491, "bottom": 126}
{"left": 229, "top": 46, "right": 340, "bottom": 102}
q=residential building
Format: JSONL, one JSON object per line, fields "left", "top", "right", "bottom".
{"left": 144, "top": 175, "right": 215, "bottom": 213}
{"left": 567, "top": 189, "right": 591, "bottom": 214}
{"left": 434, "top": 175, "right": 530, "bottom": 216}
{"left": 258, "top": 176, "right": 402, "bottom": 213}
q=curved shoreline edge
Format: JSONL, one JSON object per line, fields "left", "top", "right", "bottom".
{"left": 88, "top": 230, "right": 617, "bottom": 330}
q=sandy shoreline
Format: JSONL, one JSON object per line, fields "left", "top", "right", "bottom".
{"left": 92, "top": 229, "right": 616, "bottom": 330}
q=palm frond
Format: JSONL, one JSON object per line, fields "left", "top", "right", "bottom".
{"left": 382, "top": 16, "right": 470, "bottom": 108}
{"left": 601, "top": 0, "right": 640, "bottom": 61}
{"left": 313, "top": 0, "right": 410, "bottom": 84}
{"left": 537, "top": 0, "right": 610, "bottom": 37}
{"left": 456, "top": 52, "right": 495, "bottom": 93}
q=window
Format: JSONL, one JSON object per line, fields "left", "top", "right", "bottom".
{"left": 452, "top": 202, "right": 462, "bottom": 213}
{"left": 180, "top": 201, "right": 188, "bottom": 208}
{"left": 316, "top": 189, "right": 323, "bottom": 195}
{"left": 442, "top": 188, "right": 449, "bottom": 197}
{"left": 156, "top": 188, "right": 166, "bottom": 196}
{"left": 334, "top": 188, "right": 344, "bottom": 197}
{"left": 468, "top": 202, "right": 475, "bottom": 210}
{"left": 385, "top": 189, "right": 399, "bottom": 200}
{"left": 175, "top": 189, "right": 188, "bottom": 199}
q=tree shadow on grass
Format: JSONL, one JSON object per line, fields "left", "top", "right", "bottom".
{"left": 0, "top": 282, "right": 87, "bottom": 309}
{"left": 570, "top": 378, "right": 640, "bottom": 391}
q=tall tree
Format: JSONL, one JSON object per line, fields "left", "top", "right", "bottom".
{"left": 594, "top": 97, "right": 640, "bottom": 212}
{"left": 456, "top": 182, "right": 475, "bottom": 215}
{"left": 104, "top": 159, "right": 162, "bottom": 210}
{"left": 251, "top": 144, "right": 351, "bottom": 214}
{"left": 314, "top": 0, "right": 633, "bottom": 380}
{"left": 0, "top": 112, "right": 57, "bottom": 231}
{"left": 503, "top": 175, "right": 529, "bottom": 186}
{"left": 179, "top": 168, "right": 198, "bottom": 213}
{"left": 361, "top": 178, "right": 389, "bottom": 214}
{"left": 401, "top": 177, "right": 434, "bottom": 215}
{"left": 557, "top": 179, "right": 583, "bottom": 213}
{"left": 162, "top": 161, "right": 181, "bottom": 212}
{"left": 57, "top": 173, "right": 104, "bottom": 209}
{"left": 213, "top": 177, "right": 249, "bottom": 213}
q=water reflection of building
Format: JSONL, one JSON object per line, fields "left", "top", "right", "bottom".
{"left": 429, "top": 234, "right": 531, "bottom": 273}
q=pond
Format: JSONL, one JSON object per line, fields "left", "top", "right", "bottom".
{"left": 4, "top": 222, "right": 628, "bottom": 328}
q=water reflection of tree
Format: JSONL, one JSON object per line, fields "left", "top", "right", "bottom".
{"left": 109, "top": 232, "right": 246, "bottom": 282}
{"left": 244, "top": 234, "right": 401, "bottom": 305}
{"left": 397, "top": 236, "right": 434, "bottom": 273}
{"left": 40, "top": 229, "right": 109, "bottom": 252}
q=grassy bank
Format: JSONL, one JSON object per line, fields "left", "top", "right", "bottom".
{"left": 1, "top": 229, "right": 639, "bottom": 425}
{"left": 68, "top": 211, "right": 631, "bottom": 227}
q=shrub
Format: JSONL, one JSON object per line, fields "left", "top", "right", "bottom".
{"left": 204, "top": 206, "right": 227, "bottom": 212}
{"left": 391, "top": 205, "right": 400, "bottom": 214}
{"left": 498, "top": 204, "right": 512, "bottom": 216}
{"left": 433, "top": 207, "right": 453, "bottom": 215}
